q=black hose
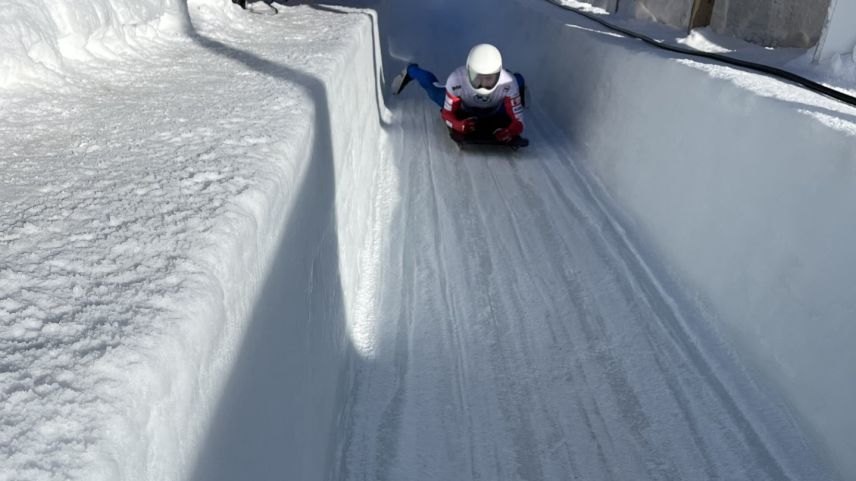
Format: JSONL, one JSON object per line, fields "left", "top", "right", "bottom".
{"left": 544, "top": 0, "right": 856, "bottom": 109}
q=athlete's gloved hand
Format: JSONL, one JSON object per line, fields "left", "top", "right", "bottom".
{"left": 443, "top": 96, "right": 477, "bottom": 134}
{"left": 449, "top": 116, "right": 477, "bottom": 134}
{"left": 494, "top": 127, "right": 515, "bottom": 143}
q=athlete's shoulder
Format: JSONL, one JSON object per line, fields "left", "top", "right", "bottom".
{"left": 498, "top": 69, "right": 517, "bottom": 89}
{"left": 496, "top": 69, "right": 519, "bottom": 97}
{"left": 444, "top": 66, "right": 467, "bottom": 95}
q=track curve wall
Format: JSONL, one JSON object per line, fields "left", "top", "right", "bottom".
{"left": 499, "top": 2, "right": 856, "bottom": 478}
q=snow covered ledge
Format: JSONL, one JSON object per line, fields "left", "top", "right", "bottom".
{"left": 164, "top": 9, "right": 389, "bottom": 481}
{"left": 510, "top": 1, "right": 856, "bottom": 478}
{"left": 0, "top": 4, "right": 386, "bottom": 481}
{"left": 182, "top": 9, "right": 390, "bottom": 481}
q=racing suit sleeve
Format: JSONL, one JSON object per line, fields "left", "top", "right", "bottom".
{"left": 497, "top": 82, "right": 525, "bottom": 140}
{"left": 442, "top": 91, "right": 476, "bottom": 134}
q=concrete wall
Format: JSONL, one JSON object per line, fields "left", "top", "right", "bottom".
{"left": 591, "top": 0, "right": 836, "bottom": 50}
{"left": 710, "top": 0, "right": 831, "bottom": 48}
{"left": 619, "top": 0, "right": 694, "bottom": 29}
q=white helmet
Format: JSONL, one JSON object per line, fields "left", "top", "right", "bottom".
{"left": 466, "top": 44, "right": 503, "bottom": 95}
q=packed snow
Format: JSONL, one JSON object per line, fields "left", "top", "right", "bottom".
{"left": 0, "top": 0, "right": 192, "bottom": 89}
{"left": 2, "top": 0, "right": 855, "bottom": 480}
{"left": 1, "top": 2, "right": 378, "bottom": 480}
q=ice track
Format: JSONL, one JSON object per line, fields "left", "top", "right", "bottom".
{"left": 335, "top": 98, "right": 819, "bottom": 481}
{"left": 1, "top": 1, "right": 837, "bottom": 480}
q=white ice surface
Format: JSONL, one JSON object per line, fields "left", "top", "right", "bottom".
{"left": 497, "top": 0, "right": 856, "bottom": 478}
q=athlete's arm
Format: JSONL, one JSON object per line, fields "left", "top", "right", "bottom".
{"left": 495, "top": 81, "right": 525, "bottom": 142}
{"left": 441, "top": 86, "right": 476, "bottom": 134}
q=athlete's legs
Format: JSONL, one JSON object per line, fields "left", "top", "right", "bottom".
{"left": 407, "top": 64, "right": 446, "bottom": 108}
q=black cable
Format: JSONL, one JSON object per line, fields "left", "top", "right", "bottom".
{"left": 544, "top": 0, "right": 856, "bottom": 109}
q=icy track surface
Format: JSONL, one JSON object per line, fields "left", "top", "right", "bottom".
{"left": 0, "top": 1, "right": 841, "bottom": 481}
{"left": 335, "top": 99, "right": 831, "bottom": 480}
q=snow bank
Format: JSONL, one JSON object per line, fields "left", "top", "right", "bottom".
{"left": 0, "top": 0, "right": 189, "bottom": 89}
{"left": 786, "top": 48, "right": 856, "bottom": 97}
{"left": 186, "top": 7, "right": 390, "bottom": 481}
{"left": 1, "top": 3, "right": 386, "bottom": 480}
{"left": 561, "top": 0, "right": 616, "bottom": 13}
{"left": 501, "top": 1, "right": 856, "bottom": 478}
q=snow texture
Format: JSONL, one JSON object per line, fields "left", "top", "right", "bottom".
{"left": 559, "top": 0, "right": 616, "bottom": 14}
{"left": 1, "top": 2, "right": 380, "bottom": 480}
{"left": 0, "top": 0, "right": 192, "bottom": 89}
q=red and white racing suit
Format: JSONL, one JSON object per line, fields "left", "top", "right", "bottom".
{"left": 441, "top": 66, "right": 525, "bottom": 142}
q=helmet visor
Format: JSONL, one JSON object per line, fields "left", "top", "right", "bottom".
{"left": 468, "top": 70, "right": 500, "bottom": 90}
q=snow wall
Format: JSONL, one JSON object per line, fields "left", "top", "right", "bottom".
{"left": 181, "top": 10, "right": 388, "bottom": 481}
{"left": 710, "top": 0, "right": 830, "bottom": 48}
{"left": 0, "top": 1, "right": 386, "bottom": 478}
{"left": 0, "top": 0, "right": 188, "bottom": 88}
{"left": 495, "top": 0, "right": 856, "bottom": 478}
{"left": 581, "top": 0, "right": 617, "bottom": 12}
